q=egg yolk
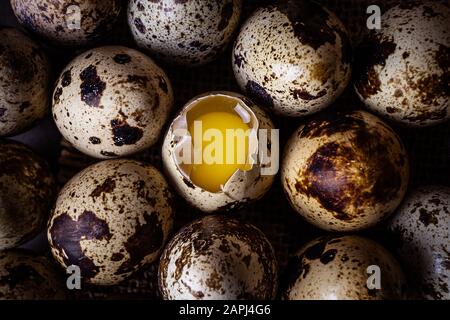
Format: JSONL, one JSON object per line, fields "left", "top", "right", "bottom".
{"left": 187, "top": 97, "right": 252, "bottom": 193}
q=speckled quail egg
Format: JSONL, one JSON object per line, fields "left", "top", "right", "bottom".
{"left": 281, "top": 235, "right": 406, "bottom": 300}
{"left": 281, "top": 110, "right": 409, "bottom": 232}
{"left": 158, "top": 215, "right": 277, "bottom": 300}
{"left": 232, "top": 0, "right": 352, "bottom": 117}
{"left": 354, "top": 1, "right": 450, "bottom": 127}
{"left": 10, "top": 0, "right": 122, "bottom": 46}
{"left": 388, "top": 185, "right": 450, "bottom": 299}
{"left": 0, "top": 140, "right": 55, "bottom": 250}
{"left": 52, "top": 46, "right": 174, "bottom": 159}
{"left": 162, "top": 91, "right": 277, "bottom": 213}
{"left": 0, "top": 27, "right": 50, "bottom": 137}
{"left": 47, "top": 159, "right": 174, "bottom": 285}
{"left": 0, "top": 250, "right": 67, "bottom": 300}
{"left": 128, "top": 0, "right": 242, "bottom": 66}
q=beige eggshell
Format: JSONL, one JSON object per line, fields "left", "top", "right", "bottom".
{"left": 128, "top": 0, "right": 242, "bottom": 66}
{"left": 0, "top": 140, "right": 55, "bottom": 250}
{"left": 0, "top": 250, "right": 67, "bottom": 300}
{"left": 47, "top": 159, "right": 174, "bottom": 285}
{"left": 162, "top": 91, "right": 276, "bottom": 213}
{"left": 0, "top": 28, "right": 50, "bottom": 137}
{"left": 354, "top": 1, "right": 450, "bottom": 127}
{"left": 158, "top": 215, "right": 278, "bottom": 300}
{"left": 233, "top": 0, "right": 352, "bottom": 117}
{"left": 388, "top": 185, "right": 450, "bottom": 299}
{"left": 10, "top": 0, "right": 122, "bottom": 46}
{"left": 282, "top": 235, "right": 406, "bottom": 300}
{"left": 281, "top": 110, "right": 409, "bottom": 232}
{"left": 52, "top": 46, "right": 173, "bottom": 159}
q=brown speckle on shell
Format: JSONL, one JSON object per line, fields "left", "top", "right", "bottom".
{"left": 158, "top": 215, "right": 277, "bottom": 300}
{"left": 282, "top": 111, "right": 409, "bottom": 232}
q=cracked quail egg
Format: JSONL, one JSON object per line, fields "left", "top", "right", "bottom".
{"left": 158, "top": 215, "right": 278, "bottom": 300}
{"left": 162, "top": 91, "right": 277, "bottom": 213}
{"left": 10, "top": 0, "right": 122, "bottom": 46}
{"left": 0, "top": 250, "right": 67, "bottom": 300}
{"left": 47, "top": 159, "right": 174, "bottom": 285}
{"left": 233, "top": 0, "right": 352, "bottom": 117}
{"left": 0, "top": 140, "right": 55, "bottom": 250}
{"left": 52, "top": 46, "right": 173, "bottom": 159}
{"left": 0, "top": 27, "right": 50, "bottom": 137}
{"left": 388, "top": 185, "right": 450, "bottom": 299}
{"left": 128, "top": 0, "right": 242, "bottom": 66}
{"left": 281, "top": 110, "right": 409, "bottom": 232}
{"left": 354, "top": 1, "right": 450, "bottom": 127}
{"left": 281, "top": 235, "right": 406, "bottom": 300}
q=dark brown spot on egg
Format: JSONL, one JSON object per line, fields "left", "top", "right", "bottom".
{"left": 133, "top": 18, "right": 146, "bottom": 34}
{"left": 89, "top": 137, "right": 101, "bottom": 144}
{"left": 111, "top": 253, "right": 124, "bottom": 262}
{"left": 127, "top": 75, "right": 148, "bottom": 86}
{"left": 116, "top": 213, "right": 163, "bottom": 274}
{"left": 110, "top": 118, "right": 143, "bottom": 146}
{"left": 100, "top": 151, "right": 118, "bottom": 157}
{"left": 296, "top": 113, "right": 404, "bottom": 220}
{"left": 277, "top": 0, "right": 336, "bottom": 50}
{"left": 80, "top": 65, "right": 106, "bottom": 108}
{"left": 61, "top": 70, "right": 71, "bottom": 87}
{"left": 158, "top": 76, "right": 169, "bottom": 93}
{"left": 246, "top": 80, "right": 274, "bottom": 109}
{"left": 418, "top": 208, "right": 438, "bottom": 226}
{"left": 49, "top": 211, "right": 112, "bottom": 280}
{"left": 0, "top": 108, "right": 5, "bottom": 119}
{"left": 354, "top": 34, "right": 397, "bottom": 99}
{"left": 183, "top": 177, "right": 196, "bottom": 189}
{"left": 320, "top": 249, "right": 337, "bottom": 264}
{"left": 18, "top": 101, "right": 30, "bottom": 113}
{"left": 90, "top": 177, "right": 116, "bottom": 198}
{"left": 291, "top": 89, "right": 327, "bottom": 101}
{"left": 113, "top": 54, "right": 131, "bottom": 64}
{"left": 234, "top": 53, "right": 246, "bottom": 68}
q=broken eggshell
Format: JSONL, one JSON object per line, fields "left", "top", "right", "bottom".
{"left": 162, "top": 91, "right": 277, "bottom": 213}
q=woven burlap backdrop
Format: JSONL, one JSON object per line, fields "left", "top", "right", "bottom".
{"left": 51, "top": 0, "right": 450, "bottom": 299}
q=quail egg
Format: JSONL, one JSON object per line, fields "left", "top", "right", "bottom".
{"left": 10, "top": 0, "right": 122, "bottom": 46}
{"left": 128, "top": 0, "right": 242, "bottom": 66}
{"left": 232, "top": 0, "right": 352, "bottom": 117}
{"left": 162, "top": 91, "right": 277, "bottom": 213}
{"left": 281, "top": 110, "right": 409, "bottom": 232}
{"left": 281, "top": 235, "right": 406, "bottom": 300}
{"left": 0, "top": 250, "right": 67, "bottom": 300}
{"left": 158, "top": 215, "right": 278, "bottom": 300}
{"left": 47, "top": 159, "right": 174, "bottom": 285}
{"left": 0, "top": 140, "right": 55, "bottom": 250}
{"left": 388, "top": 185, "right": 450, "bottom": 299}
{"left": 52, "top": 46, "right": 174, "bottom": 159}
{"left": 0, "top": 27, "right": 50, "bottom": 137}
{"left": 354, "top": 1, "right": 450, "bottom": 127}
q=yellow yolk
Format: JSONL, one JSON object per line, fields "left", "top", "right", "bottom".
{"left": 187, "top": 108, "right": 252, "bottom": 193}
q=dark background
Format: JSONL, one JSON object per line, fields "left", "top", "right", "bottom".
{"left": 1, "top": 0, "right": 449, "bottom": 299}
